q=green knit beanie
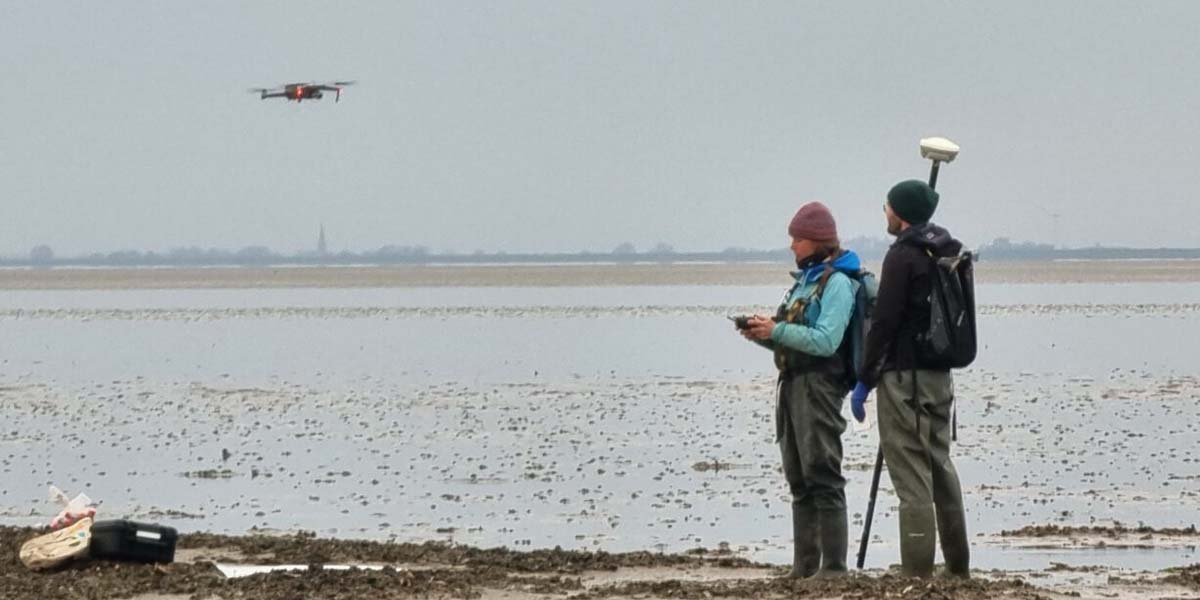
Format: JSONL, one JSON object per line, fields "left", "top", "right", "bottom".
{"left": 887, "top": 179, "right": 940, "bottom": 224}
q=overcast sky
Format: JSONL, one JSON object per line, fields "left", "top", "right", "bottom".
{"left": 3, "top": 1, "right": 1198, "bottom": 256}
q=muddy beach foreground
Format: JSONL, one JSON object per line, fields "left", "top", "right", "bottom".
{"left": 3, "top": 527, "right": 1198, "bottom": 600}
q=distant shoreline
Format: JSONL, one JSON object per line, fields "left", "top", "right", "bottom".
{"left": 8, "top": 242, "right": 1200, "bottom": 271}
{"left": 3, "top": 260, "right": 1200, "bottom": 289}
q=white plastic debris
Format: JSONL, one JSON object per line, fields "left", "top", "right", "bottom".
{"left": 216, "top": 563, "right": 389, "bottom": 578}
{"left": 47, "top": 485, "right": 97, "bottom": 530}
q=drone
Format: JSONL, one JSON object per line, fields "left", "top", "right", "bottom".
{"left": 250, "top": 81, "right": 356, "bottom": 103}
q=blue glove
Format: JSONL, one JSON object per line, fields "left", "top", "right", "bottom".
{"left": 851, "top": 382, "right": 870, "bottom": 423}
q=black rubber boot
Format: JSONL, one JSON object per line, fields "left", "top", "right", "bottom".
{"left": 789, "top": 503, "right": 820, "bottom": 578}
{"left": 898, "top": 504, "right": 936, "bottom": 578}
{"left": 936, "top": 507, "right": 970, "bottom": 578}
{"left": 814, "top": 507, "right": 848, "bottom": 577}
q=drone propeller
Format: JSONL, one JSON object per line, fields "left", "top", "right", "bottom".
{"left": 330, "top": 80, "right": 356, "bottom": 87}
{"left": 248, "top": 87, "right": 273, "bottom": 93}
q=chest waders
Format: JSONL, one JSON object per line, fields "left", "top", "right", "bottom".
{"left": 856, "top": 369, "right": 918, "bottom": 569}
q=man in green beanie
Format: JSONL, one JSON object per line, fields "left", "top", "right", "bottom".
{"left": 850, "top": 179, "right": 971, "bottom": 578}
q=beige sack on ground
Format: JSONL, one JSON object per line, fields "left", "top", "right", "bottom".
{"left": 19, "top": 517, "right": 93, "bottom": 570}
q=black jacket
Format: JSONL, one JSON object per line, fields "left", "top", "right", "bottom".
{"left": 861, "top": 223, "right": 963, "bottom": 388}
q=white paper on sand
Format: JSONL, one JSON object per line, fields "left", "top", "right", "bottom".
{"left": 216, "top": 563, "right": 390, "bottom": 578}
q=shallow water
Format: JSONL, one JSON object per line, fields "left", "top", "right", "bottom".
{"left": 1, "top": 280, "right": 1197, "bottom": 571}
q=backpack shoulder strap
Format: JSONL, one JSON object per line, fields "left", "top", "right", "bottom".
{"left": 814, "top": 249, "right": 850, "bottom": 298}
{"left": 815, "top": 262, "right": 835, "bottom": 298}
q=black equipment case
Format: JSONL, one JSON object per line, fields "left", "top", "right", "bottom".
{"left": 90, "top": 520, "right": 178, "bottom": 563}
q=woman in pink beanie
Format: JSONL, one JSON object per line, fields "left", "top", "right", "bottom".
{"left": 738, "top": 201, "right": 862, "bottom": 578}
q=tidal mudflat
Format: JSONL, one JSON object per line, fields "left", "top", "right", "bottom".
{"left": 1, "top": 262, "right": 1197, "bottom": 598}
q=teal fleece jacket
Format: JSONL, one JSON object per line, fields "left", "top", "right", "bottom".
{"left": 768, "top": 252, "right": 859, "bottom": 357}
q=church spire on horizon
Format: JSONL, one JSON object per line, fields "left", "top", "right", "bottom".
{"left": 317, "top": 224, "right": 328, "bottom": 256}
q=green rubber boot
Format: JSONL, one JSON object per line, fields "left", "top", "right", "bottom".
{"left": 898, "top": 504, "right": 936, "bottom": 578}
{"left": 936, "top": 507, "right": 970, "bottom": 578}
{"left": 814, "top": 507, "right": 848, "bottom": 577}
{"left": 789, "top": 503, "right": 820, "bottom": 578}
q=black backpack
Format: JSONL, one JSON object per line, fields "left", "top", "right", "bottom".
{"left": 915, "top": 250, "right": 977, "bottom": 369}
{"left": 815, "top": 262, "right": 881, "bottom": 389}
{"left": 839, "top": 267, "right": 878, "bottom": 388}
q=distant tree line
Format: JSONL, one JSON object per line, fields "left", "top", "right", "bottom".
{"left": 8, "top": 237, "right": 1200, "bottom": 268}
{"left": 977, "top": 238, "right": 1200, "bottom": 261}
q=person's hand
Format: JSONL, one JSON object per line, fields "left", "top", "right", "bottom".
{"left": 851, "top": 382, "right": 870, "bottom": 423}
{"left": 743, "top": 315, "right": 776, "bottom": 340}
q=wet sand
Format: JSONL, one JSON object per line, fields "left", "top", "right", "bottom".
{"left": 2, "top": 371, "right": 1197, "bottom": 593}
{"left": 3, "top": 526, "right": 1198, "bottom": 600}
{"left": 3, "top": 259, "right": 1200, "bottom": 289}
{"left": 2, "top": 261, "right": 1198, "bottom": 597}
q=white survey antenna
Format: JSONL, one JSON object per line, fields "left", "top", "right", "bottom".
{"left": 920, "top": 137, "right": 960, "bottom": 163}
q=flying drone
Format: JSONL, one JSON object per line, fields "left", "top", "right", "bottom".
{"left": 250, "top": 81, "right": 356, "bottom": 103}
